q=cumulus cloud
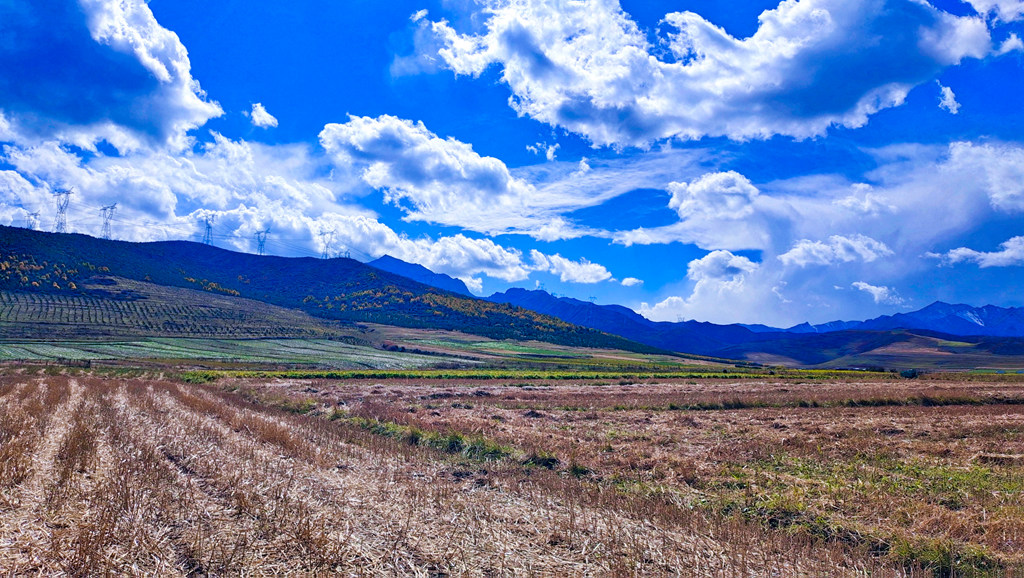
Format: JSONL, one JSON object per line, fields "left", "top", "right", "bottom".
{"left": 931, "top": 236, "right": 1024, "bottom": 267}
{"left": 0, "top": 126, "right": 609, "bottom": 291}
{"left": 0, "top": 0, "right": 222, "bottom": 150}
{"left": 613, "top": 170, "right": 779, "bottom": 250}
{"left": 529, "top": 250, "right": 612, "bottom": 283}
{"left": 320, "top": 114, "right": 606, "bottom": 240}
{"left": 639, "top": 250, "right": 760, "bottom": 322}
{"left": 996, "top": 33, "right": 1024, "bottom": 54}
{"left": 852, "top": 281, "right": 903, "bottom": 304}
{"left": 668, "top": 171, "right": 758, "bottom": 220}
{"left": 320, "top": 114, "right": 538, "bottom": 233}
{"left": 687, "top": 250, "right": 759, "bottom": 283}
{"left": 247, "top": 103, "right": 279, "bottom": 128}
{"left": 964, "top": 0, "right": 1024, "bottom": 22}
{"left": 620, "top": 277, "right": 643, "bottom": 287}
{"left": 936, "top": 82, "right": 961, "bottom": 114}
{"left": 779, "top": 234, "right": 893, "bottom": 267}
{"left": 423, "top": 0, "right": 990, "bottom": 146}
{"left": 834, "top": 184, "right": 896, "bottom": 215}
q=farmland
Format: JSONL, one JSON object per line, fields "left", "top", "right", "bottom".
{"left": 0, "top": 365, "right": 1019, "bottom": 575}
{"left": 0, "top": 337, "right": 448, "bottom": 370}
{"left": 0, "top": 372, "right": 890, "bottom": 575}
{"left": 229, "top": 371, "right": 1024, "bottom": 575}
{"left": 0, "top": 277, "right": 347, "bottom": 340}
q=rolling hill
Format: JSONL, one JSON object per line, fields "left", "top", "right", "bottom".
{"left": 0, "top": 275, "right": 351, "bottom": 340}
{"left": 0, "top": 226, "right": 659, "bottom": 353}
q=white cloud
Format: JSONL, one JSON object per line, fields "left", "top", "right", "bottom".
{"left": 526, "top": 141, "right": 560, "bottom": 161}
{"left": 964, "top": 0, "right": 1024, "bottom": 22}
{"left": 613, "top": 170, "right": 779, "bottom": 250}
{"left": 779, "top": 234, "right": 893, "bottom": 267}
{"left": 834, "top": 184, "right": 896, "bottom": 215}
{"left": 639, "top": 250, "right": 761, "bottom": 322}
{"left": 0, "top": 0, "right": 222, "bottom": 151}
{"left": 529, "top": 250, "right": 612, "bottom": 283}
{"left": 319, "top": 114, "right": 611, "bottom": 240}
{"left": 668, "top": 171, "right": 758, "bottom": 220}
{"left": 248, "top": 103, "right": 279, "bottom": 128}
{"left": 425, "top": 0, "right": 990, "bottom": 146}
{"left": 687, "top": 250, "right": 759, "bottom": 283}
{"left": 0, "top": 127, "right": 586, "bottom": 290}
{"left": 931, "top": 236, "right": 1024, "bottom": 267}
{"left": 936, "top": 81, "right": 961, "bottom": 114}
{"left": 621, "top": 277, "right": 643, "bottom": 287}
{"left": 411, "top": 9, "right": 429, "bottom": 22}
{"left": 573, "top": 158, "right": 591, "bottom": 176}
{"left": 946, "top": 141, "right": 1024, "bottom": 212}
{"left": 996, "top": 33, "right": 1024, "bottom": 54}
{"left": 614, "top": 166, "right": 782, "bottom": 249}
{"left": 320, "top": 115, "right": 537, "bottom": 232}
{"left": 852, "top": 281, "right": 903, "bottom": 305}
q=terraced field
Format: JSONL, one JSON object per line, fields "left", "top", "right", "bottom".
{"left": 0, "top": 375, "right": 884, "bottom": 575}
{"left": 0, "top": 277, "right": 344, "bottom": 340}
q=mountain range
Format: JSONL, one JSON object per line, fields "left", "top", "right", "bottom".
{"left": 2, "top": 227, "right": 1022, "bottom": 369}
{"left": 486, "top": 287, "right": 1024, "bottom": 367}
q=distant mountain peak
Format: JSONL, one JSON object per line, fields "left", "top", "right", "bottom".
{"left": 368, "top": 255, "right": 472, "bottom": 296}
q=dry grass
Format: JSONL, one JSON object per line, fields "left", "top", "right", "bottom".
{"left": 0, "top": 373, "right": 901, "bottom": 575}
{"left": 233, "top": 375, "right": 1024, "bottom": 576}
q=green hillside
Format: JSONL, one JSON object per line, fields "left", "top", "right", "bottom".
{"left": 0, "top": 276, "right": 350, "bottom": 340}
{"left": 0, "top": 226, "right": 661, "bottom": 353}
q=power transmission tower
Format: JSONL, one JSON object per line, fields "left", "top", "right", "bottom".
{"left": 52, "top": 189, "right": 72, "bottom": 233}
{"left": 255, "top": 229, "right": 270, "bottom": 256}
{"left": 318, "top": 229, "right": 334, "bottom": 259}
{"left": 100, "top": 203, "right": 117, "bottom": 240}
{"left": 25, "top": 211, "right": 40, "bottom": 231}
{"left": 202, "top": 216, "right": 215, "bottom": 245}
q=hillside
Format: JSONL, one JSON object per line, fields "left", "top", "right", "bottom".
{"left": 0, "top": 226, "right": 658, "bottom": 353}
{"left": 0, "top": 275, "right": 351, "bottom": 340}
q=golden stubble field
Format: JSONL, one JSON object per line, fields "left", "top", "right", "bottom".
{"left": 0, "top": 371, "right": 1021, "bottom": 575}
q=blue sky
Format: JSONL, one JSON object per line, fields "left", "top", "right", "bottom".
{"left": 1, "top": 0, "right": 1023, "bottom": 326}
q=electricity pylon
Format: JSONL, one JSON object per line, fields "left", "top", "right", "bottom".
{"left": 255, "top": 229, "right": 270, "bottom": 256}
{"left": 202, "top": 216, "right": 215, "bottom": 245}
{"left": 100, "top": 203, "right": 117, "bottom": 240}
{"left": 25, "top": 211, "right": 40, "bottom": 231}
{"left": 318, "top": 229, "right": 334, "bottom": 259}
{"left": 52, "top": 189, "right": 72, "bottom": 233}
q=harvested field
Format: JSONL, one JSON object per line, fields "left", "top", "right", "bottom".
{"left": 0, "top": 374, "right": 897, "bottom": 575}
{"left": 233, "top": 375, "right": 1024, "bottom": 576}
